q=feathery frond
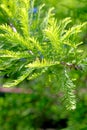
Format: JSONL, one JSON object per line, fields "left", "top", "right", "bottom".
{"left": 0, "top": 0, "right": 87, "bottom": 110}
{"left": 63, "top": 69, "right": 76, "bottom": 110}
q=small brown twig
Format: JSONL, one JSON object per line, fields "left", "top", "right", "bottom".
{"left": 61, "top": 61, "right": 82, "bottom": 70}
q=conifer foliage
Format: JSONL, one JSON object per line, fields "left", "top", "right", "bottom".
{"left": 0, "top": 0, "right": 87, "bottom": 109}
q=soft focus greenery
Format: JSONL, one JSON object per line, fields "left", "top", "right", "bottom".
{"left": 36, "top": 0, "right": 87, "bottom": 22}
{"left": 0, "top": 89, "right": 87, "bottom": 129}
{"left": 0, "top": 0, "right": 87, "bottom": 129}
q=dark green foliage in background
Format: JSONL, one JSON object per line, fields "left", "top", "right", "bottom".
{"left": 0, "top": 89, "right": 87, "bottom": 130}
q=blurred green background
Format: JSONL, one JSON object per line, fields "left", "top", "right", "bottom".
{"left": 0, "top": 0, "right": 87, "bottom": 129}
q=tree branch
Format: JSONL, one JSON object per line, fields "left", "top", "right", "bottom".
{"left": 0, "top": 87, "right": 32, "bottom": 94}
